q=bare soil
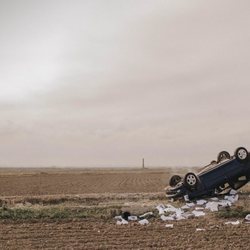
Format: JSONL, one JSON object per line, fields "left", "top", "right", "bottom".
{"left": 0, "top": 168, "right": 249, "bottom": 249}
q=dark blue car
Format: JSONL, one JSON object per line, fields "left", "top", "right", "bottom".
{"left": 166, "top": 147, "right": 250, "bottom": 199}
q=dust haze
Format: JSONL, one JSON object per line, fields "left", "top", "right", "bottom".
{"left": 0, "top": 0, "right": 250, "bottom": 167}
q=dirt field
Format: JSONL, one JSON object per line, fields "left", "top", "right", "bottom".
{"left": 0, "top": 168, "right": 249, "bottom": 249}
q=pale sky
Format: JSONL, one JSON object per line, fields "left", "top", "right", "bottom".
{"left": 0, "top": 0, "right": 250, "bottom": 167}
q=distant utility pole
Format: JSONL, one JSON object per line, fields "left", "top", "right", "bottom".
{"left": 142, "top": 158, "right": 145, "bottom": 169}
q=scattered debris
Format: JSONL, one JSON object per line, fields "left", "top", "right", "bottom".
{"left": 160, "top": 215, "right": 174, "bottom": 221}
{"left": 114, "top": 216, "right": 123, "bottom": 220}
{"left": 196, "top": 228, "right": 206, "bottom": 232}
{"left": 225, "top": 220, "right": 240, "bottom": 225}
{"left": 114, "top": 188, "right": 249, "bottom": 227}
{"left": 229, "top": 189, "right": 238, "bottom": 195}
{"left": 245, "top": 214, "right": 250, "bottom": 221}
{"left": 128, "top": 216, "right": 137, "bottom": 221}
{"left": 156, "top": 204, "right": 165, "bottom": 215}
{"left": 138, "top": 219, "right": 149, "bottom": 225}
{"left": 195, "top": 207, "right": 204, "bottom": 211}
{"left": 186, "top": 202, "right": 195, "bottom": 207}
{"left": 165, "top": 224, "right": 174, "bottom": 228}
{"left": 205, "top": 202, "right": 219, "bottom": 212}
{"left": 196, "top": 199, "right": 207, "bottom": 206}
{"left": 192, "top": 210, "right": 206, "bottom": 217}
{"left": 139, "top": 212, "right": 153, "bottom": 219}
{"left": 116, "top": 219, "right": 129, "bottom": 225}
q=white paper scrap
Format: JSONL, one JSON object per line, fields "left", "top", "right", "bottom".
{"left": 195, "top": 207, "right": 204, "bottom": 211}
{"left": 165, "top": 224, "right": 174, "bottom": 228}
{"left": 245, "top": 214, "right": 250, "bottom": 221}
{"left": 128, "top": 216, "right": 138, "bottom": 221}
{"left": 196, "top": 199, "right": 207, "bottom": 205}
{"left": 196, "top": 228, "right": 206, "bottom": 232}
{"left": 156, "top": 204, "right": 166, "bottom": 215}
{"left": 229, "top": 189, "right": 237, "bottom": 195}
{"left": 114, "top": 216, "right": 123, "bottom": 220}
{"left": 116, "top": 219, "right": 128, "bottom": 225}
{"left": 181, "top": 205, "right": 190, "bottom": 210}
{"left": 225, "top": 220, "right": 240, "bottom": 225}
{"left": 224, "top": 194, "right": 239, "bottom": 203}
{"left": 205, "top": 202, "right": 219, "bottom": 212}
{"left": 192, "top": 210, "right": 205, "bottom": 217}
{"left": 164, "top": 204, "right": 179, "bottom": 213}
{"left": 186, "top": 202, "right": 195, "bottom": 207}
{"left": 210, "top": 197, "right": 219, "bottom": 201}
{"left": 139, "top": 212, "right": 153, "bottom": 218}
{"left": 161, "top": 215, "right": 174, "bottom": 221}
{"left": 138, "top": 219, "right": 149, "bottom": 225}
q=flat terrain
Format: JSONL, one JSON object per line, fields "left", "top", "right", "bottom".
{"left": 0, "top": 168, "right": 249, "bottom": 249}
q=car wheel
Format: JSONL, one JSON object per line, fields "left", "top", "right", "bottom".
{"left": 217, "top": 151, "right": 230, "bottom": 163}
{"left": 169, "top": 175, "right": 182, "bottom": 187}
{"left": 235, "top": 147, "right": 249, "bottom": 163}
{"left": 184, "top": 172, "right": 198, "bottom": 189}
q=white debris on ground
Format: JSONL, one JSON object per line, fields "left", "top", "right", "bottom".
{"left": 116, "top": 218, "right": 129, "bottom": 225}
{"left": 128, "top": 216, "right": 138, "bottom": 221}
{"left": 196, "top": 228, "right": 206, "bottom": 232}
{"left": 245, "top": 214, "right": 250, "bottom": 222}
{"left": 139, "top": 212, "right": 153, "bottom": 218}
{"left": 115, "top": 189, "right": 249, "bottom": 226}
{"left": 138, "top": 219, "right": 149, "bottom": 225}
{"left": 165, "top": 224, "right": 174, "bottom": 228}
{"left": 225, "top": 220, "right": 240, "bottom": 225}
{"left": 192, "top": 210, "right": 205, "bottom": 217}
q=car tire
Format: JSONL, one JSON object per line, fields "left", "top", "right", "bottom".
{"left": 184, "top": 172, "right": 198, "bottom": 190}
{"left": 235, "top": 147, "right": 249, "bottom": 163}
{"left": 169, "top": 175, "right": 182, "bottom": 187}
{"left": 217, "top": 151, "right": 231, "bottom": 163}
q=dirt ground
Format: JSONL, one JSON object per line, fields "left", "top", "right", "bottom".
{"left": 0, "top": 168, "right": 249, "bottom": 249}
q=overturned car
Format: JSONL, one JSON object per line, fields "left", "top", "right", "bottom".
{"left": 166, "top": 147, "right": 250, "bottom": 199}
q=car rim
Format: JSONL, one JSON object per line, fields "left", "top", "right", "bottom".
{"left": 186, "top": 175, "right": 196, "bottom": 186}
{"left": 238, "top": 149, "right": 247, "bottom": 160}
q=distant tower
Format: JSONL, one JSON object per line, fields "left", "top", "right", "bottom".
{"left": 142, "top": 158, "right": 145, "bottom": 169}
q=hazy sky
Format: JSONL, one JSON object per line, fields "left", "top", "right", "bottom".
{"left": 0, "top": 0, "right": 250, "bottom": 167}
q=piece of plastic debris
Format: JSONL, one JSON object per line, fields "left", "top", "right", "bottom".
{"left": 192, "top": 210, "right": 205, "bottom": 217}
{"left": 161, "top": 215, "right": 174, "bottom": 221}
{"left": 139, "top": 212, "right": 153, "bottom": 218}
{"left": 138, "top": 219, "right": 149, "bottom": 225}
{"left": 205, "top": 202, "right": 219, "bottom": 212}
{"left": 116, "top": 219, "right": 128, "bottom": 225}
{"left": 245, "top": 214, "right": 250, "bottom": 221}
{"left": 128, "top": 216, "right": 138, "bottom": 221}
{"left": 196, "top": 228, "right": 206, "bottom": 232}
{"left": 225, "top": 220, "right": 240, "bottom": 225}
{"left": 229, "top": 189, "right": 237, "bottom": 195}
{"left": 165, "top": 224, "right": 174, "bottom": 228}
{"left": 196, "top": 199, "right": 207, "bottom": 205}
{"left": 184, "top": 195, "right": 190, "bottom": 201}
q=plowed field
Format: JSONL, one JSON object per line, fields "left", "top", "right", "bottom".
{"left": 0, "top": 168, "right": 249, "bottom": 250}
